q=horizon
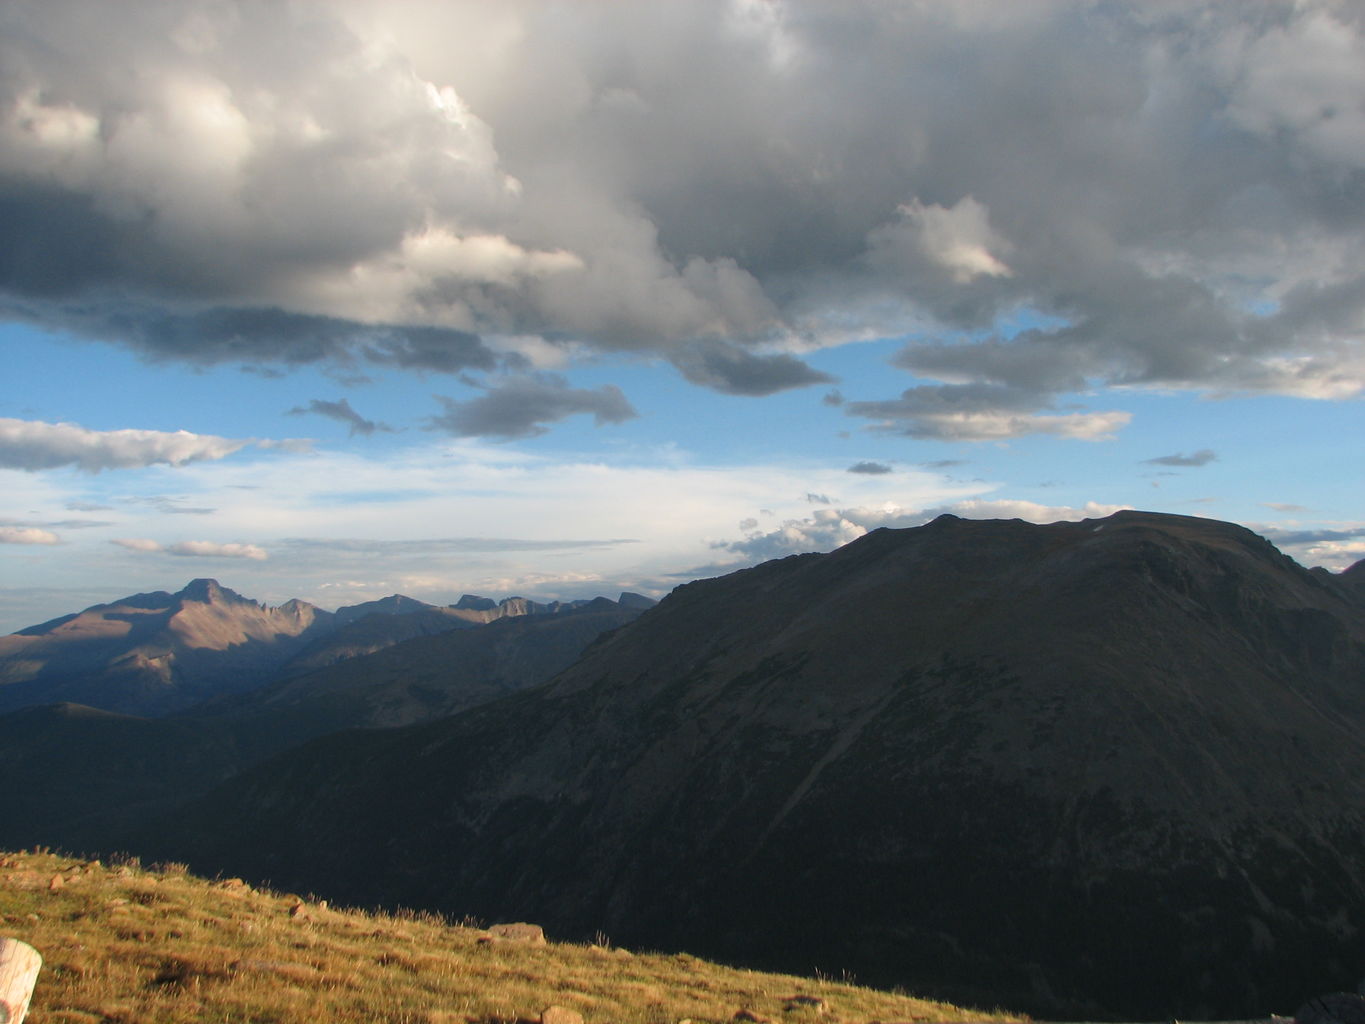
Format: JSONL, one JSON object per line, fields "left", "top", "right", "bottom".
{"left": 3, "top": 2, "right": 1363, "bottom": 634}
{"left": 8, "top": 507, "right": 1361, "bottom": 635}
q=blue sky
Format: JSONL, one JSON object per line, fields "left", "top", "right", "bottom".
{"left": 1, "top": 1, "right": 1362, "bottom": 632}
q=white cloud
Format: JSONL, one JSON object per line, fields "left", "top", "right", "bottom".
{"left": 1304, "top": 540, "right": 1365, "bottom": 570}
{"left": 293, "top": 227, "right": 584, "bottom": 329}
{"left": 111, "top": 538, "right": 164, "bottom": 553}
{"left": 169, "top": 540, "right": 268, "bottom": 560}
{"left": 1253, "top": 521, "right": 1365, "bottom": 572}
{"left": 112, "top": 537, "right": 268, "bottom": 560}
{"left": 866, "top": 409, "right": 1132, "bottom": 443}
{"left": 868, "top": 196, "right": 1014, "bottom": 284}
{"left": 0, "top": 418, "right": 251, "bottom": 472}
{"left": 718, "top": 498, "right": 1129, "bottom": 562}
{"left": 0, "top": 526, "right": 60, "bottom": 545}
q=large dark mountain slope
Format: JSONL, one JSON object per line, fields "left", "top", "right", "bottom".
{"left": 0, "top": 702, "right": 242, "bottom": 851}
{"left": 156, "top": 511, "right": 1365, "bottom": 1020}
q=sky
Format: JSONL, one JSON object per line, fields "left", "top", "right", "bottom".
{"left": 1, "top": 0, "right": 1363, "bottom": 633}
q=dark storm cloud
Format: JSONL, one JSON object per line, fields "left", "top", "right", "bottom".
{"left": 427, "top": 375, "right": 638, "bottom": 439}
{"left": 1, "top": 1, "right": 1363, "bottom": 425}
{"left": 362, "top": 328, "right": 502, "bottom": 374}
{"left": 1144, "top": 450, "right": 1218, "bottom": 468}
{"left": 669, "top": 340, "right": 834, "bottom": 396}
{"left": 0, "top": 185, "right": 133, "bottom": 298}
{"left": 3, "top": 302, "right": 503, "bottom": 374}
{"left": 287, "top": 398, "right": 395, "bottom": 437}
{"left": 847, "top": 461, "right": 892, "bottom": 475}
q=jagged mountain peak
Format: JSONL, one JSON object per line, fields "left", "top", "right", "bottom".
{"left": 176, "top": 578, "right": 256, "bottom": 607}
{"left": 453, "top": 595, "right": 498, "bottom": 611}
{"left": 276, "top": 597, "right": 327, "bottom": 617}
{"left": 1, "top": 580, "right": 331, "bottom": 716}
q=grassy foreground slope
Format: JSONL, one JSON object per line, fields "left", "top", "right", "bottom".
{"left": 0, "top": 851, "right": 1018, "bottom": 1024}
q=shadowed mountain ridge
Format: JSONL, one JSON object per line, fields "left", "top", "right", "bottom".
{"left": 150, "top": 511, "right": 1365, "bottom": 1021}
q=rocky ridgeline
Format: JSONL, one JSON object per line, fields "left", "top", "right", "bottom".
{"left": 0, "top": 580, "right": 656, "bottom": 717}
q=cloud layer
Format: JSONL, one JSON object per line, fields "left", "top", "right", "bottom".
{"left": 2, "top": 1, "right": 1361, "bottom": 435}
{"left": 113, "top": 538, "right": 268, "bottom": 560}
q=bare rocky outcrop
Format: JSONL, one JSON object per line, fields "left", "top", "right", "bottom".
{"left": 0, "top": 580, "right": 334, "bottom": 716}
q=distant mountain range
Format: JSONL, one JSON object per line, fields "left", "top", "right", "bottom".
{"left": 2, "top": 511, "right": 1362, "bottom": 1020}
{"left": 137, "top": 511, "right": 1365, "bottom": 1020}
{"left": 0, "top": 579, "right": 652, "bottom": 716}
{"left": 0, "top": 582, "right": 652, "bottom": 850}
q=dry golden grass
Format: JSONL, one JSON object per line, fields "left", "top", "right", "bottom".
{"left": 1, "top": 850, "right": 1022, "bottom": 1024}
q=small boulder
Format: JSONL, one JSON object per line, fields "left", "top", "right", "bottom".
{"left": 47, "top": 873, "right": 64, "bottom": 892}
{"left": 784, "top": 996, "right": 827, "bottom": 1014}
{"left": 541, "top": 1006, "right": 585, "bottom": 1024}
{"left": 487, "top": 922, "right": 547, "bottom": 945}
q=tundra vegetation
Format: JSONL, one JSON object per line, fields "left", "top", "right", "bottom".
{"left": 0, "top": 851, "right": 1018, "bottom": 1024}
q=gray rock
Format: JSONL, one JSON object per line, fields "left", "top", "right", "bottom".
{"left": 487, "top": 922, "right": 547, "bottom": 945}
